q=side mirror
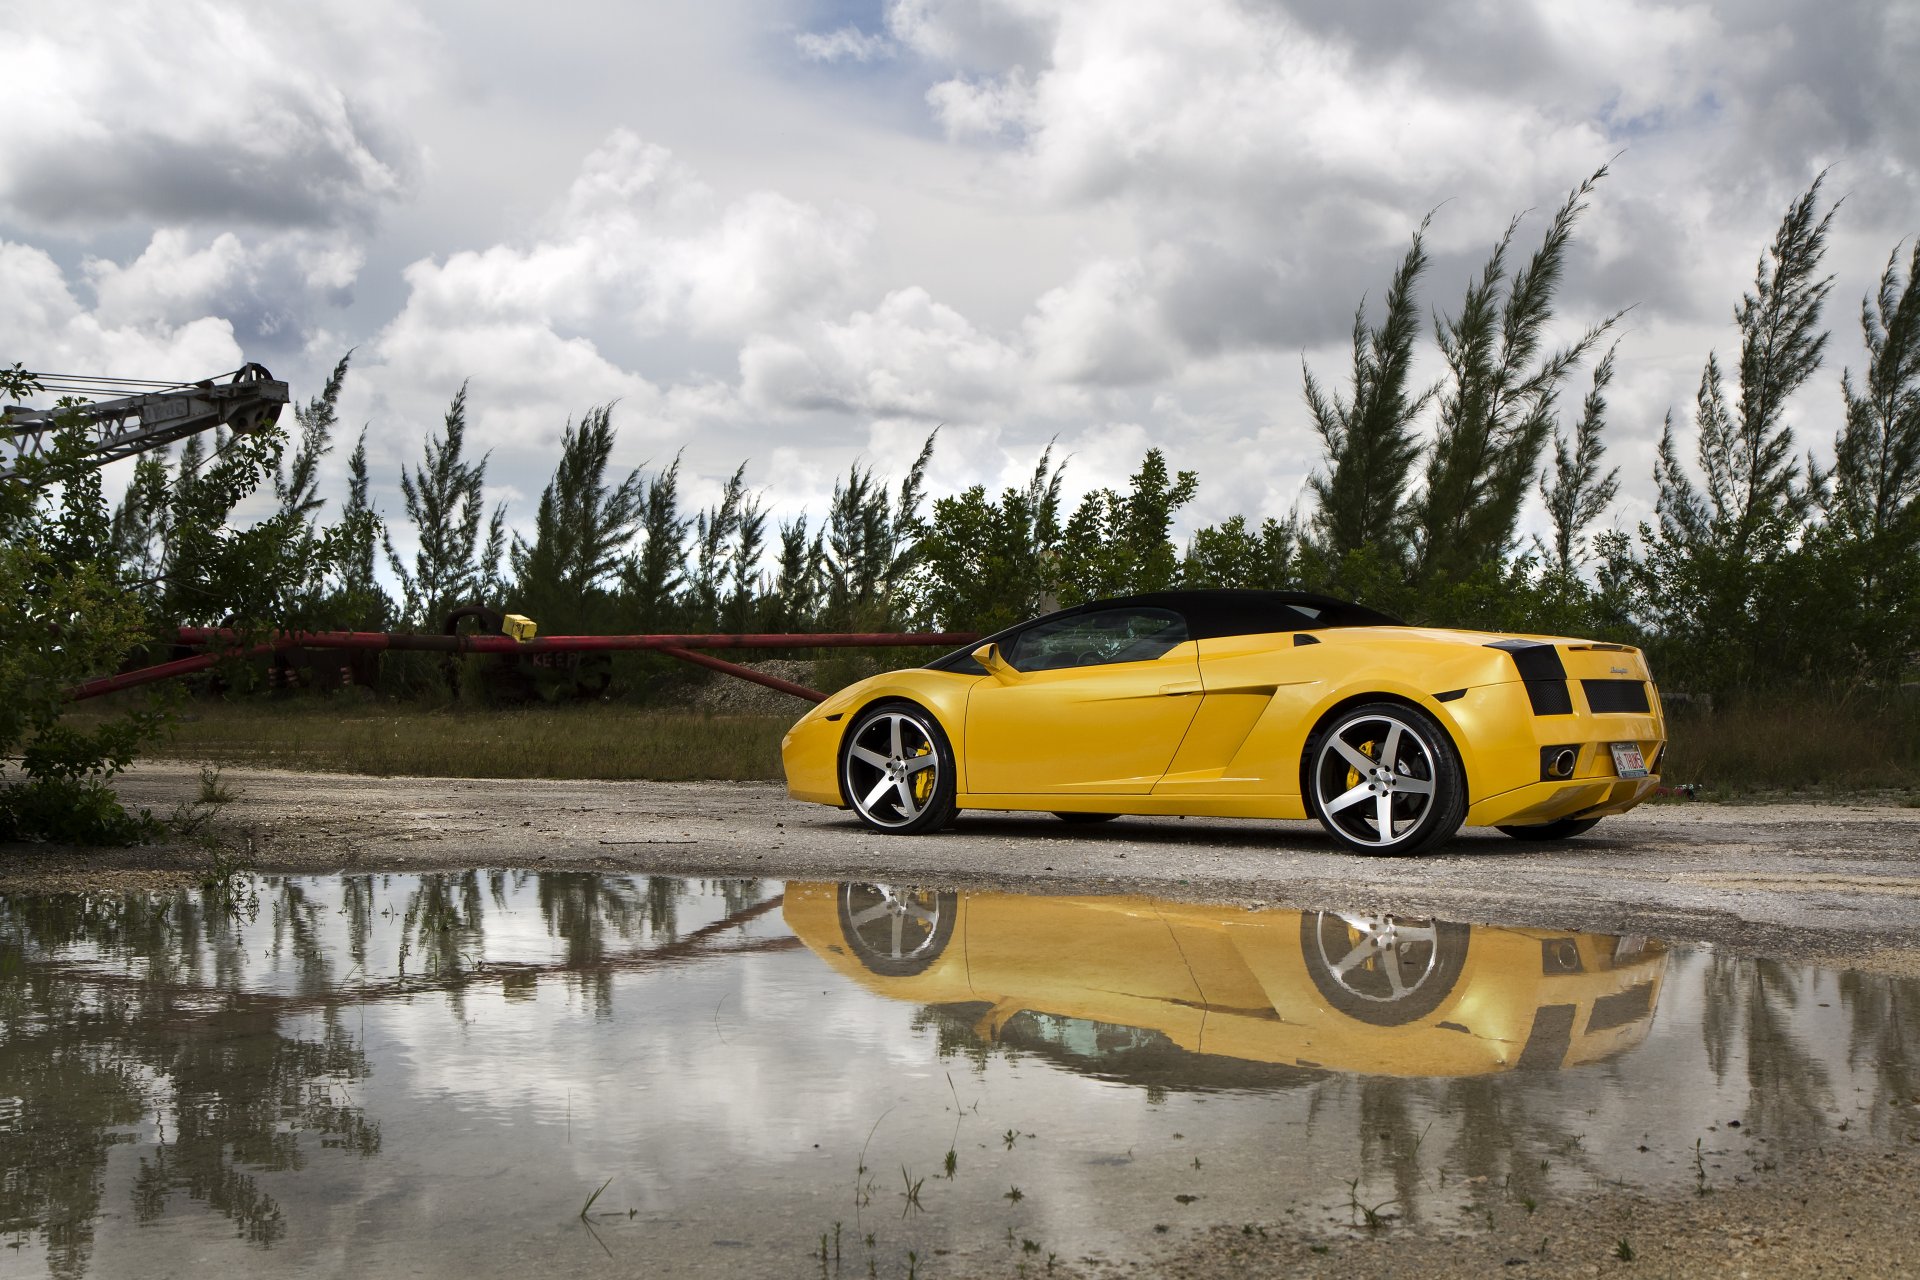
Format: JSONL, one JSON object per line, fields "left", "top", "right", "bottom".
{"left": 973, "top": 642, "right": 1023, "bottom": 683}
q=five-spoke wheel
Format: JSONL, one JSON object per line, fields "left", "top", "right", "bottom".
{"left": 841, "top": 702, "right": 957, "bottom": 834}
{"left": 836, "top": 883, "right": 957, "bottom": 975}
{"left": 1299, "top": 909, "right": 1472, "bottom": 1025}
{"left": 1307, "top": 702, "right": 1466, "bottom": 856}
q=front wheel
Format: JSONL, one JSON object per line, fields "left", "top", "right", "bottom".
{"left": 841, "top": 702, "right": 957, "bottom": 834}
{"left": 1496, "top": 817, "right": 1602, "bottom": 841}
{"left": 1306, "top": 702, "right": 1467, "bottom": 856}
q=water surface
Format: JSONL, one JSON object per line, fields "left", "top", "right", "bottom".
{"left": 2, "top": 873, "right": 1914, "bottom": 1277}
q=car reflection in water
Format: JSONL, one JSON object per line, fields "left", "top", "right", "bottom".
{"left": 786, "top": 883, "right": 1667, "bottom": 1083}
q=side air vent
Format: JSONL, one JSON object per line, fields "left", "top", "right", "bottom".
{"left": 1582, "top": 680, "right": 1651, "bottom": 714}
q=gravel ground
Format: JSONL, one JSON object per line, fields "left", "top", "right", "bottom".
{"left": 11, "top": 763, "right": 1917, "bottom": 979}
{"left": 8, "top": 767, "right": 1919, "bottom": 1278}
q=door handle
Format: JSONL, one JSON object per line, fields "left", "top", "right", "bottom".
{"left": 1158, "top": 680, "right": 1203, "bottom": 696}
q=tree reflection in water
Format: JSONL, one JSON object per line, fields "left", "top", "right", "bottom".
{"left": 0, "top": 891, "right": 377, "bottom": 1277}
{"left": 0, "top": 873, "right": 777, "bottom": 1277}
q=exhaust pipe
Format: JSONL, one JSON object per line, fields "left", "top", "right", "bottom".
{"left": 1548, "top": 748, "right": 1578, "bottom": 779}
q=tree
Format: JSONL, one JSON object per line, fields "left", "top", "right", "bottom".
{"left": 1056, "top": 449, "right": 1198, "bottom": 604}
{"left": 2, "top": 363, "right": 347, "bottom": 841}
{"left": 509, "top": 405, "right": 645, "bottom": 632}
{"left": 763, "top": 515, "right": 826, "bottom": 631}
{"left": 382, "top": 383, "right": 507, "bottom": 625}
{"left": 1539, "top": 344, "right": 1622, "bottom": 574}
{"left": 330, "top": 428, "right": 391, "bottom": 628}
{"left": 275, "top": 351, "right": 347, "bottom": 524}
{"left": 1304, "top": 216, "right": 1434, "bottom": 570}
{"left": 822, "top": 433, "right": 935, "bottom": 628}
{"left": 1181, "top": 515, "right": 1297, "bottom": 589}
{"left": 1412, "top": 167, "right": 1615, "bottom": 587}
{"left": 1645, "top": 176, "right": 1839, "bottom": 692}
{"left": 617, "top": 454, "right": 688, "bottom": 631}
{"left": 686, "top": 463, "right": 754, "bottom": 629}
{"left": 909, "top": 445, "right": 1067, "bottom": 632}
{"left": 1818, "top": 238, "right": 1920, "bottom": 682}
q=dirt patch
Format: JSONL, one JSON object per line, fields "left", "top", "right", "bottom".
{"left": 5, "top": 765, "right": 1920, "bottom": 976}
{"left": 1096, "top": 1145, "right": 1920, "bottom": 1280}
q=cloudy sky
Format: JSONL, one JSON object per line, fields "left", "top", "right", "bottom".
{"left": 3, "top": 0, "right": 1916, "bottom": 561}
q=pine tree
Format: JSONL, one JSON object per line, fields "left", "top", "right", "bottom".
{"left": 1413, "top": 167, "right": 1616, "bottom": 586}
{"left": 1056, "top": 449, "right": 1199, "bottom": 604}
{"left": 382, "top": 383, "right": 506, "bottom": 624}
{"left": 1646, "top": 176, "right": 1839, "bottom": 691}
{"left": 1540, "top": 344, "right": 1621, "bottom": 573}
{"left": 509, "top": 405, "right": 645, "bottom": 630}
{"left": 1305, "top": 216, "right": 1434, "bottom": 568}
{"left": 908, "top": 445, "right": 1067, "bottom": 632}
{"left": 619, "top": 454, "right": 688, "bottom": 630}
{"left": 1830, "top": 241, "right": 1920, "bottom": 539}
{"left": 276, "top": 351, "right": 348, "bottom": 524}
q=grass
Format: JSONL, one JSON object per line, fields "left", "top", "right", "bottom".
{"left": 63, "top": 685, "right": 1920, "bottom": 797}
{"left": 70, "top": 700, "right": 792, "bottom": 781}
{"left": 1661, "top": 693, "right": 1920, "bottom": 797}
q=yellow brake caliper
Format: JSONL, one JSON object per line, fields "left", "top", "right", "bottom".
{"left": 910, "top": 742, "right": 934, "bottom": 803}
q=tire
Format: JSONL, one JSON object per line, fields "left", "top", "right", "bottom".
{"left": 837, "top": 883, "right": 957, "bottom": 975}
{"left": 1299, "top": 910, "right": 1472, "bottom": 1026}
{"left": 840, "top": 701, "right": 958, "bottom": 834}
{"left": 1305, "top": 701, "right": 1467, "bottom": 856}
{"left": 1052, "top": 812, "right": 1119, "bottom": 824}
{"left": 1496, "top": 816, "right": 1602, "bottom": 841}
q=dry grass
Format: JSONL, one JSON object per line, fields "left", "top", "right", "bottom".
{"left": 1662, "top": 693, "right": 1920, "bottom": 798}
{"left": 79, "top": 700, "right": 794, "bottom": 781}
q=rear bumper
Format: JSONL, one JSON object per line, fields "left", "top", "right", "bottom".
{"left": 1465, "top": 773, "right": 1662, "bottom": 828}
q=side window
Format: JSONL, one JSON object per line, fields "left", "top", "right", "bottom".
{"left": 1006, "top": 608, "right": 1188, "bottom": 672}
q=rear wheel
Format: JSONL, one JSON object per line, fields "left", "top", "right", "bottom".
{"left": 840, "top": 702, "right": 957, "bottom": 834}
{"left": 1306, "top": 702, "right": 1466, "bottom": 856}
{"left": 1496, "top": 816, "right": 1602, "bottom": 841}
{"left": 1299, "top": 910, "right": 1472, "bottom": 1025}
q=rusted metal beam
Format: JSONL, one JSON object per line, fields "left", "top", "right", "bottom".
{"left": 66, "top": 644, "right": 278, "bottom": 701}
{"left": 173, "top": 627, "right": 975, "bottom": 654}
{"left": 655, "top": 645, "right": 827, "bottom": 703}
{"left": 68, "top": 629, "right": 980, "bottom": 702}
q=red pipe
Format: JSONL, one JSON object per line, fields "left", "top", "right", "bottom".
{"left": 67, "top": 643, "right": 277, "bottom": 701}
{"left": 173, "top": 627, "right": 976, "bottom": 654}
{"left": 656, "top": 646, "right": 827, "bottom": 703}
{"left": 68, "top": 629, "right": 980, "bottom": 703}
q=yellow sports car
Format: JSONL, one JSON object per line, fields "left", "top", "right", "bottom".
{"left": 781, "top": 590, "right": 1665, "bottom": 855}
{"left": 784, "top": 883, "right": 1670, "bottom": 1078}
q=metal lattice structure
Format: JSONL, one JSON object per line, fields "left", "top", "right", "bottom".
{"left": 1, "top": 363, "right": 289, "bottom": 483}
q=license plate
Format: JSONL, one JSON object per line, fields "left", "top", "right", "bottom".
{"left": 1610, "top": 742, "right": 1648, "bottom": 778}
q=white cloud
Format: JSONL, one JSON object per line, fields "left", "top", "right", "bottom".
{"left": 0, "top": 0, "right": 428, "bottom": 232}
{"left": 794, "top": 26, "right": 894, "bottom": 64}
{"left": 740, "top": 286, "right": 1023, "bottom": 420}
{"left": 0, "top": 240, "right": 244, "bottom": 378}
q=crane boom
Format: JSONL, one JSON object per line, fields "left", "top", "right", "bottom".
{"left": 0, "top": 363, "right": 289, "bottom": 483}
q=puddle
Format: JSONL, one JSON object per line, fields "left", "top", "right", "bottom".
{"left": 1, "top": 874, "right": 1915, "bottom": 1277}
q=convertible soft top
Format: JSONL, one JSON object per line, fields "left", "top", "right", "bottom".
{"left": 927, "top": 589, "right": 1403, "bottom": 672}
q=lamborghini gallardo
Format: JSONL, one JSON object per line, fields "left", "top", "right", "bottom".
{"left": 780, "top": 590, "right": 1665, "bottom": 855}
{"left": 784, "top": 883, "right": 1670, "bottom": 1078}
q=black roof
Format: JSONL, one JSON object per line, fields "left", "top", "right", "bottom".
{"left": 926, "top": 589, "right": 1402, "bottom": 671}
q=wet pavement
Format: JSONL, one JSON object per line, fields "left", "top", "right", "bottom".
{"left": 2, "top": 873, "right": 1916, "bottom": 1278}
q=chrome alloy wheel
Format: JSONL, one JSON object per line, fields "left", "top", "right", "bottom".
{"left": 1308, "top": 911, "right": 1442, "bottom": 1005}
{"left": 838, "top": 883, "right": 953, "bottom": 973}
{"left": 1311, "top": 712, "right": 1442, "bottom": 849}
{"left": 842, "top": 706, "right": 946, "bottom": 830}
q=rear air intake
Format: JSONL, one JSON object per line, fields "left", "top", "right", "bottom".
{"left": 1581, "top": 679, "right": 1651, "bottom": 714}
